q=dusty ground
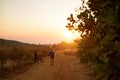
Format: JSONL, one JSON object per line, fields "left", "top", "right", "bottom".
{"left": 2, "top": 50, "right": 94, "bottom": 80}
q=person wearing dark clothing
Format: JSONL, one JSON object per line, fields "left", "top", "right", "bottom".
{"left": 48, "top": 49, "right": 54, "bottom": 65}
{"left": 33, "top": 51, "right": 38, "bottom": 63}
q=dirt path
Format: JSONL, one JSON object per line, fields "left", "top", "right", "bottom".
{"left": 3, "top": 50, "right": 94, "bottom": 80}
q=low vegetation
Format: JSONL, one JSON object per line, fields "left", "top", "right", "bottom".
{"left": 0, "top": 39, "right": 49, "bottom": 78}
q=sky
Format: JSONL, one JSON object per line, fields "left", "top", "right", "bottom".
{"left": 0, "top": 0, "right": 81, "bottom": 44}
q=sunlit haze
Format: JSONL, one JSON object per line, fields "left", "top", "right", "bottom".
{"left": 0, "top": 0, "right": 81, "bottom": 44}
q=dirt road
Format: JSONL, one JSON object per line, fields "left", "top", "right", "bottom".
{"left": 3, "top": 50, "right": 94, "bottom": 80}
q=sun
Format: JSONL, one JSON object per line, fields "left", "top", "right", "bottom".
{"left": 63, "top": 29, "right": 75, "bottom": 42}
{"left": 61, "top": 21, "right": 80, "bottom": 43}
{"left": 65, "top": 30, "right": 73, "bottom": 38}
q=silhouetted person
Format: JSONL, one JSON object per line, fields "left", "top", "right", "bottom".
{"left": 48, "top": 49, "right": 54, "bottom": 65}
{"left": 33, "top": 51, "right": 38, "bottom": 63}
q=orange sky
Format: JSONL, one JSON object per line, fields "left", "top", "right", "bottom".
{"left": 0, "top": 0, "right": 81, "bottom": 44}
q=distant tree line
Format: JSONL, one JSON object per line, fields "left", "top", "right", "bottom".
{"left": 52, "top": 41, "right": 77, "bottom": 50}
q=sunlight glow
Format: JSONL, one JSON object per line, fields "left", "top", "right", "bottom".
{"left": 0, "top": 0, "right": 82, "bottom": 44}
{"left": 63, "top": 29, "right": 81, "bottom": 43}
{"left": 65, "top": 30, "right": 74, "bottom": 39}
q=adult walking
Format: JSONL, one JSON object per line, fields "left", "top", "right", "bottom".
{"left": 33, "top": 51, "right": 38, "bottom": 63}
{"left": 48, "top": 49, "right": 55, "bottom": 65}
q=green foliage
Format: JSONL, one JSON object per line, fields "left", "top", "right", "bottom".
{"left": 66, "top": 0, "right": 120, "bottom": 80}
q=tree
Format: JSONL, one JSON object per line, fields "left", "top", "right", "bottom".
{"left": 66, "top": 0, "right": 120, "bottom": 79}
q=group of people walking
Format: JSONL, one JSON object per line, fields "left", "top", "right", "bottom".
{"left": 33, "top": 48, "right": 55, "bottom": 65}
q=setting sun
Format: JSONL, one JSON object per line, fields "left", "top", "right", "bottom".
{"left": 64, "top": 30, "right": 80, "bottom": 42}
{"left": 65, "top": 30, "right": 74, "bottom": 39}
{"left": 62, "top": 29, "right": 76, "bottom": 43}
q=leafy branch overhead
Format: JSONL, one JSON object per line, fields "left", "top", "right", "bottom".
{"left": 66, "top": 0, "right": 96, "bottom": 38}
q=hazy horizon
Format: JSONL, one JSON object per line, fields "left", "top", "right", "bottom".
{"left": 0, "top": 0, "right": 81, "bottom": 44}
